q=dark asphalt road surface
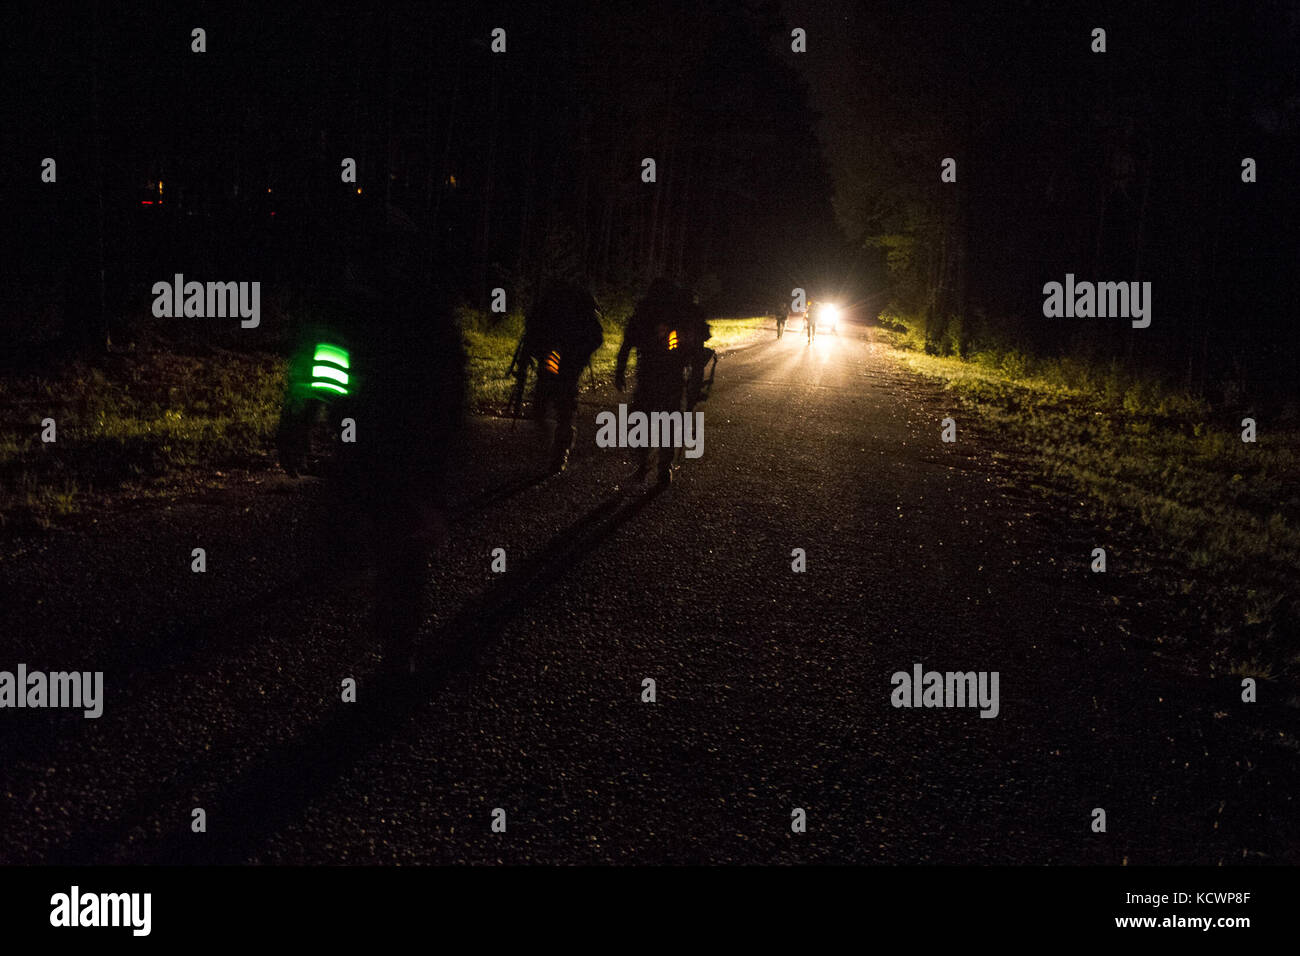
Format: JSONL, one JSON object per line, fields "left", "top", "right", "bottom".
{"left": 2, "top": 326, "right": 1297, "bottom": 864}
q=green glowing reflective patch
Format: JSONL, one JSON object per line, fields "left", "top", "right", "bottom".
{"left": 311, "top": 364, "right": 349, "bottom": 385}
{"left": 310, "top": 381, "right": 348, "bottom": 395}
{"left": 313, "top": 343, "right": 350, "bottom": 368}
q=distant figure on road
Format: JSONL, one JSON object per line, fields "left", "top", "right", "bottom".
{"left": 774, "top": 304, "right": 787, "bottom": 339}
{"left": 615, "top": 278, "right": 694, "bottom": 486}
{"left": 512, "top": 280, "right": 604, "bottom": 473}
{"left": 805, "top": 305, "right": 817, "bottom": 345}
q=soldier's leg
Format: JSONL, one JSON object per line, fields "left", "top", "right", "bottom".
{"left": 376, "top": 538, "right": 424, "bottom": 673}
{"left": 689, "top": 346, "right": 716, "bottom": 410}
{"left": 367, "top": 477, "right": 429, "bottom": 676}
{"left": 685, "top": 358, "right": 703, "bottom": 412}
{"left": 630, "top": 381, "right": 653, "bottom": 479}
{"left": 532, "top": 369, "right": 556, "bottom": 457}
{"left": 654, "top": 377, "right": 684, "bottom": 484}
{"left": 549, "top": 370, "right": 580, "bottom": 472}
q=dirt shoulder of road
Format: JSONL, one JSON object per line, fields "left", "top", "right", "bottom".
{"left": 878, "top": 332, "right": 1300, "bottom": 688}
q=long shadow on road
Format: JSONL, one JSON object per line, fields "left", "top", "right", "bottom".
{"left": 0, "top": 465, "right": 554, "bottom": 776}
{"left": 48, "top": 482, "right": 667, "bottom": 864}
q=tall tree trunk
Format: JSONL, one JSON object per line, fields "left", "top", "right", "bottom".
{"left": 518, "top": 72, "right": 539, "bottom": 285}
{"left": 577, "top": 100, "right": 592, "bottom": 274}
{"left": 648, "top": 138, "right": 673, "bottom": 277}
{"left": 89, "top": 0, "right": 109, "bottom": 351}
{"left": 384, "top": 11, "right": 394, "bottom": 210}
{"left": 431, "top": 55, "right": 459, "bottom": 234}
{"left": 674, "top": 151, "right": 693, "bottom": 279}
{"left": 476, "top": 60, "right": 500, "bottom": 301}
{"left": 1125, "top": 135, "right": 1154, "bottom": 365}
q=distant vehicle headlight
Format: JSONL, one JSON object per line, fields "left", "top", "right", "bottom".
{"left": 818, "top": 302, "right": 840, "bottom": 324}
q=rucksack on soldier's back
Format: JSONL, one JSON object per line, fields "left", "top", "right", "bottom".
{"left": 526, "top": 283, "right": 603, "bottom": 366}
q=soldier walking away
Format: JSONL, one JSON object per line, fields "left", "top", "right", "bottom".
{"left": 681, "top": 296, "right": 716, "bottom": 414}
{"left": 351, "top": 207, "right": 465, "bottom": 680}
{"left": 615, "top": 278, "right": 693, "bottom": 486}
{"left": 511, "top": 280, "right": 604, "bottom": 474}
{"left": 774, "top": 303, "right": 787, "bottom": 339}
{"left": 279, "top": 200, "right": 467, "bottom": 681}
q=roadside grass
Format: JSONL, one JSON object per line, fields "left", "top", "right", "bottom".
{"left": 3, "top": 310, "right": 766, "bottom": 527}
{"left": 1, "top": 348, "right": 285, "bottom": 529}
{"left": 459, "top": 307, "right": 765, "bottom": 413}
{"left": 699, "top": 316, "right": 773, "bottom": 352}
{"left": 877, "top": 325, "right": 1300, "bottom": 679}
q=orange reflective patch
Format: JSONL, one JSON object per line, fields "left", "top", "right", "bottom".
{"left": 667, "top": 330, "right": 678, "bottom": 350}
{"left": 545, "top": 350, "right": 561, "bottom": 374}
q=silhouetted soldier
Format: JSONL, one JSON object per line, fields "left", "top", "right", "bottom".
{"left": 774, "top": 303, "right": 787, "bottom": 339}
{"left": 615, "top": 278, "right": 692, "bottom": 485}
{"left": 680, "top": 296, "right": 716, "bottom": 413}
{"left": 352, "top": 205, "right": 466, "bottom": 678}
{"left": 513, "top": 280, "right": 604, "bottom": 473}
{"left": 280, "top": 200, "right": 466, "bottom": 679}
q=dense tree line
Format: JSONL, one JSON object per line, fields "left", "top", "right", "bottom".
{"left": 8, "top": 1, "right": 1292, "bottom": 404}
{"left": 2, "top": 0, "right": 841, "bottom": 356}
{"left": 831, "top": 0, "right": 1299, "bottom": 402}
